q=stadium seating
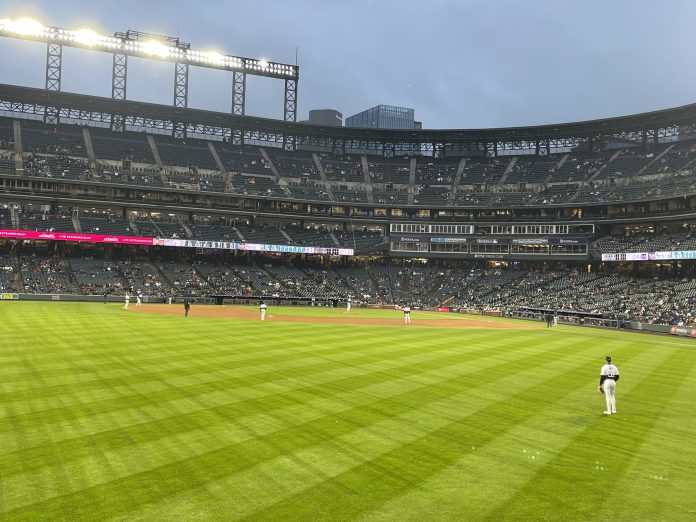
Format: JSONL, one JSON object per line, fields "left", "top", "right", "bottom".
{"left": 20, "top": 121, "right": 86, "bottom": 157}
{"left": 91, "top": 128, "right": 155, "bottom": 164}
{"left": 69, "top": 257, "right": 126, "bottom": 295}
{"left": 368, "top": 158, "right": 411, "bottom": 184}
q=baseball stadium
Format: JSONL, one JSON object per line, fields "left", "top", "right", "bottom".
{"left": 1, "top": 6, "right": 696, "bottom": 521}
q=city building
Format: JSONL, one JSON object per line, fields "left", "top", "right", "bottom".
{"left": 345, "top": 105, "right": 419, "bottom": 129}
{"left": 303, "top": 109, "right": 343, "bottom": 127}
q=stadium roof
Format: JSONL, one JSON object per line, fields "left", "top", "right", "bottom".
{"left": 2, "top": 83, "right": 696, "bottom": 145}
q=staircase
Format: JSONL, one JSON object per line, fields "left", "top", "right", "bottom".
{"left": 570, "top": 150, "right": 622, "bottom": 202}
{"left": 182, "top": 223, "right": 193, "bottom": 238}
{"left": 636, "top": 144, "right": 674, "bottom": 177}
{"left": 146, "top": 135, "right": 164, "bottom": 168}
{"left": 496, "top": 157, "right": 517, "bottom": 187}
{"left": 12, "top": 120, "right": 23, "bottom": 174}
{"left": 407, "top": 157, "right": 417, "bottom": 204}
{"left": 280, "top": 228, "right": 294, "bottom": 243}
{"left": 61, "top": 258, "right": 82, "bottom": 295}
{"left": 72, "top": 211, "right": 82, "bottom": 233}
{"left": 10, "top": 205, "right": 19, "bottom": 228}
{"left": 260, "top": 148, "right": 291, "bottom": 196}
{"left": 145, "top": 135, "right": 169, "bottom": 185}
{"left": 233, "top": 226, "right": 246, "bottom": 241}
{"left": 82, "top": 127, "right": 96, "bottom": 166}
{"left": 361, "top": 155, "right": 374, "bottom": 203}
{"left": 129, "top": 219, "right": 140, "bottom": 236}
{"left": 312, "top": 153, "right": 335, "bottom": 200}
{"left": 545, "top": 154, "right": 569, "bottom": 184}
{"left": 448, "top": 157, "right": 467, "bottom": 204}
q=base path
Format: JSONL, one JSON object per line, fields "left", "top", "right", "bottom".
{"left": 132, "top": 305, "right": 540, "bottom": 329}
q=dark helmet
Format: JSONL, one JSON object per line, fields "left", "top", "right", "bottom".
{"left": 605, "top": 355, "right": 612, "bottom": 363}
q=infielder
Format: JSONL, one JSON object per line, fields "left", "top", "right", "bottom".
{"left": 260, "top": 301, "right": 267, "bottom": 321}
{"left": 403, "top": 305, "right": 411, "bottom": 324}
{"left": 136, "top": 293, "right": 142, "bottom": 306}
{"left": 598, "top": 355, "right": 620, "bottom": 414}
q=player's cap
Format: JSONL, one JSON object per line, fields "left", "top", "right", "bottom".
{"left": 605, "top": 355, "right": 612, "bottom": 363}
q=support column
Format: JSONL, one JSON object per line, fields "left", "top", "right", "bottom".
{"left": 283, "top": 78, "right": 298, "bottom": 151}
{"left": 173, "top": 62, "right": 189, "bottom": 139}
{"left": 111, "top": 52, "right": 128, "bottom": 131}
{"left": 232, "top": 71, "right": 246, "bottom": 116}
{"left": 44, "top": 42, "right": 62, "bottom": 124}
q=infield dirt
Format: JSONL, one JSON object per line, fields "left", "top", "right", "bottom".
{"left": 132, "top": 304, "right": 539, "bottom": 329}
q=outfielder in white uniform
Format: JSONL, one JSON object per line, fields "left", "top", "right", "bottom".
{"left": 403, "top": 305, "right": 411, "bottom": 324}
{"left": 599, "top": 355, "right": 620, "bottom": 415}
{"left": 260, "top": 301, "right": 267, "bottom": 321}
{"left": 123, "top": 293, "right": 130, "bottom": 310}
{"left": 346, "top": 299, "right": 351, "bottom": 312}
{"left": 136, "top": 293, "right": 142, "bottom": 306}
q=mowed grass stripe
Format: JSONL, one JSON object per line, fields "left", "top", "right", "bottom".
{"left": 121, "top": 339, "right": 606, "bottom": 521}
{"left": 0, "top": 321, "right": 378, "bottom": 383}
{"left": 0, "top": 328, "right": 512, "bottom": 446}
{"left": 598, "top": 353, "right": 696, "bottom": 521}
{"left": 0, "top": 325, "right": 472, "bottom": 398}
{"left": 239, "top": 339, "right": 649, "bottom": 521}
{"left": 0, "top": 332, "right": 554, "bottom": 478}
{"left": 481, "top": 346, "right": 696, "bottom": 521}
{"left": 365, "top": 336, "right": 669, "bottom": 520}
{"left": 0, "top": 327, "right": 545, "bottom": 448}
{"left": 1, "top": 334, "right": 591, "bottom": 518}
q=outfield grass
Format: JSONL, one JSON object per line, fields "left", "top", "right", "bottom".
{"left": 1, "top": 302, "right": 695, "bottom": 521}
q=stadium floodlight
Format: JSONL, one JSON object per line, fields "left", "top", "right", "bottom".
{"left": 141, "top": 40, "right": 171, "bottom": 58}
{"left": 73, "top": 28, "right": 101, "bottom": 46}
{"left": 0, "top": 16, "right": 300, "bottom": 133}
{"left": 0, "top": 17, "right": 46, "bottom": 36}
{"left": 0, "top": 17, "right": 299, "bottom": 80}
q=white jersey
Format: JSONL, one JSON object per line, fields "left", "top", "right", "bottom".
{"left": 600, "top": 364, "right": 620, "bottom": 380}
{"left": 260, "top": 304, "right": 267, "bottom": 311}
{"left": 403, "top": 306, "right": 411, "bottom": 314}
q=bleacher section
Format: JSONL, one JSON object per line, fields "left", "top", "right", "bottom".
{"left": 368, "top": 158, "right": 411, "bottom": 184}
{"left": 3, "top": 116, "right": 696, "bottom": 210}
{"left": 69, "top": 257, "right": 125, "bottom": 294}
{"left": 91, "top": 128, "right": 155, "bottom": 164}
{"left": 20, "top": 121, "right": 86, "bottom": 157}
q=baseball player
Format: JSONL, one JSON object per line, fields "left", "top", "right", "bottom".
{"left": 184, "top": 298, "right": 190, "bottom": 317}
{"left": 346, "top": 299, "right": 351, "bottom": 312}
{"left": 123, "top": 293, "right": 130, "bottom": 310}
{"left": 136, "top": 293, "right": 142, "bottom": 306}
{"left": 260, "top": 301, "right": 267, "bottom": 321}
{"left": 598, "top": 355, "right": 620, "bottom": 414}
{"left": 403, "top": 305, "right": 411, "bottom": 324}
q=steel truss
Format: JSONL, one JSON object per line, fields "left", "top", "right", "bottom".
{"left": 1, "top": 93, "right": 695, "bottom": 158}
{"left": 283, "top": 78, "right": 297, "bottom": 123}
{"left": 44, "top": 43, "right": 62, "bottom": 124}
{"left": 232, "top": 71, "right": 246, "bottom": 116}
{"left": 111, "top": 53, "right": 128, "bottom": 131}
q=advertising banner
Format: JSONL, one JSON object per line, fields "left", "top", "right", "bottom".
{"left": 0, "top": 229, "right": 354, "bottom": 256}
{"left": 0, "top": 229, "right": 155, "bottom": 245}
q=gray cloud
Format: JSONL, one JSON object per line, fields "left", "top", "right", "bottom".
{"left": 1, "top": 0, "right": 694, "bottom": 128}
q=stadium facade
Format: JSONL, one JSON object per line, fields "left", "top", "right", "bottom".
{"left": 0, "top": 21, "right": 695, "bottom": 334}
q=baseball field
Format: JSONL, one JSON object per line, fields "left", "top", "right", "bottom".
{"left": 1, "top": 302, "right": 695, "bottom": 521}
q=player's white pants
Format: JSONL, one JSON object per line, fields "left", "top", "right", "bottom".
{"left": 347, "top": 304, "right": 351, "bottom": 312}
{"left": 604, "top": 379, "right": 616, "bottom": 413}
{"left": 123, "top": 301, "right": 129, "bottom": 309}
{"left": 404, "top": 313, "right": 410, "bottom": 324}
{"left": 261, "top": 310, "right": 266, "bottom": 321}
{"left": 136, "top": 298, "right": 142, "bottom": 306}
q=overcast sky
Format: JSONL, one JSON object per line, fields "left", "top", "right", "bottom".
{"left": 0, "top": 0, "right": 694, "bottom": 129}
